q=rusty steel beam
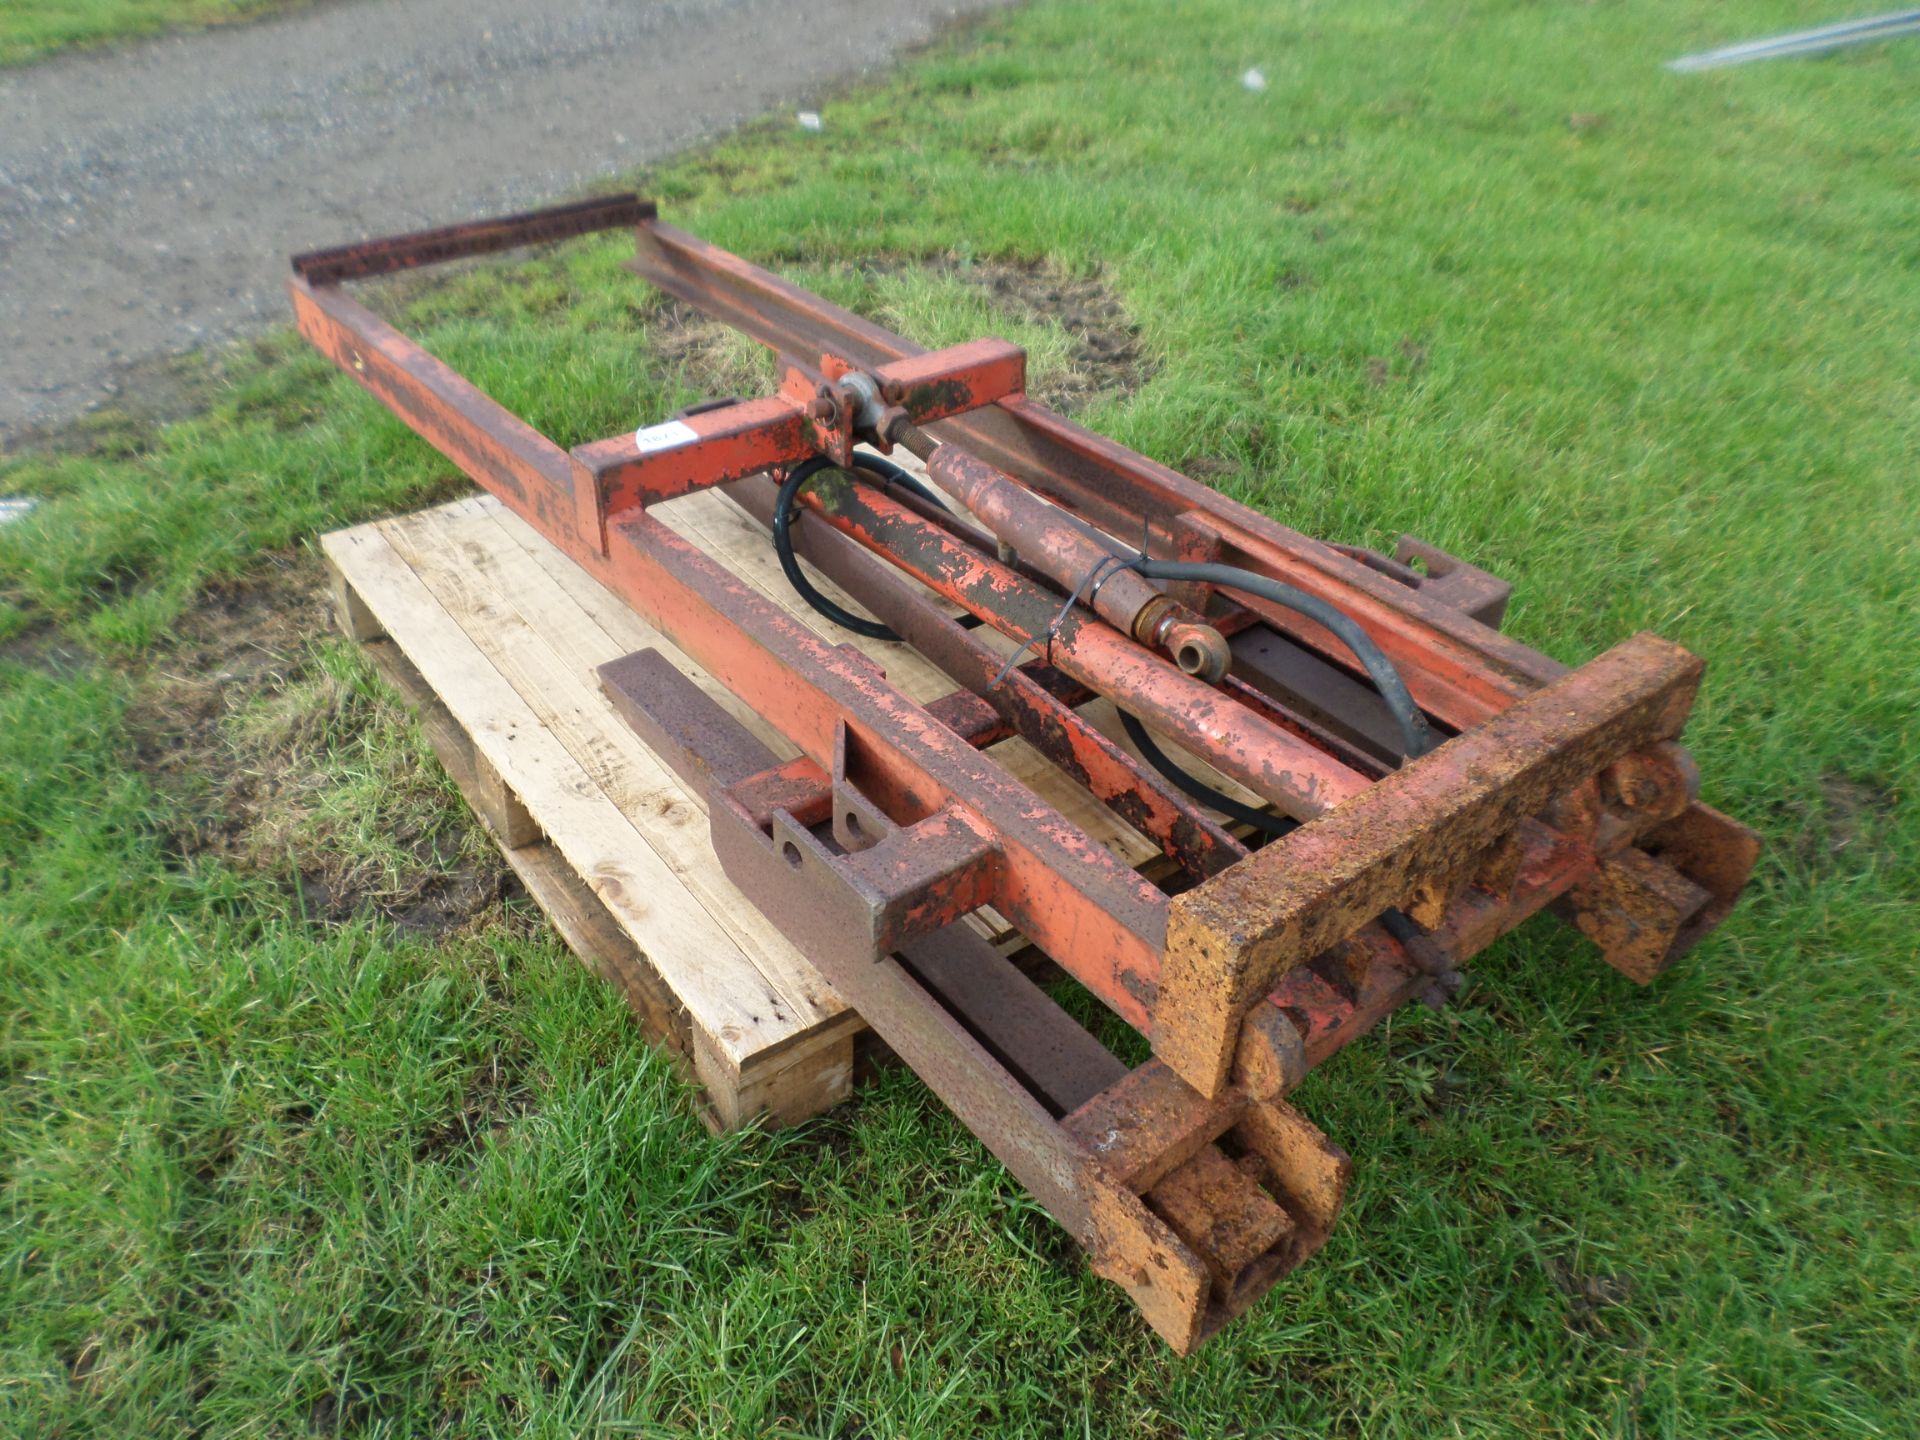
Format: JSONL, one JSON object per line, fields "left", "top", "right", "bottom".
{"left": 293, "top": 193, "right": 655, "bottom": 285}
{"left": 290, "top": 277, "right": 588, "bottom": 546}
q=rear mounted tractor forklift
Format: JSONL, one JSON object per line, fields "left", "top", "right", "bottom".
{"left": 292, "top": 196, "right": 1758, "bottom": 1351}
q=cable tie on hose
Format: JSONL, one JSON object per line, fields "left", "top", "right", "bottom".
{"left": 987, "top": 549, "right": 1145, "bottom": 690}
{"left": 1084, "top": 549, "right": 1146, "bottom": 607}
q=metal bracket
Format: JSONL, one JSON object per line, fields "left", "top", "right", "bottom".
{"left": 566, "top": 336, "right": 1027, "bottom": 546}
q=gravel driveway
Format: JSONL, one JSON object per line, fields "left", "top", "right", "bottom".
{"left": 0, "top": 0, "right": 1008, "bottom": 444}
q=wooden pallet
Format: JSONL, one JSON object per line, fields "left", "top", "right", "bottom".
{"left": 321, "top": 483, "right": 1266, "bottom": 1131}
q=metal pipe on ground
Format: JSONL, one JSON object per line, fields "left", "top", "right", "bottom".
{"left": 1668, "top": 8, "right": 1920, "bottom": 69}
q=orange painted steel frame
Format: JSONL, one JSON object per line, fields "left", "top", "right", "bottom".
{"left": 290, "top": 196, "right": 1760, "bottom": 1351}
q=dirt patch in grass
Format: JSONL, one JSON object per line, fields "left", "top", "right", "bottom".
{"left": 127, "top": 556, "right": 512, "bottom": 933}
{"left": 1780, "top": 772, "right": 1900, "bottom": 874}
{"left": 2, "top": 349, "right": 230, "bottom": 462}
{"left": 1812, "top": 775, "right": 1898, "bottom": 860}
{"left": 1550, "top": 1256, "right": 1637, "bottom": 1339}
{"left": 907, "top": 256, "right": 1153, "bottom": 413}
{"left": 0, "top": 619, "right": 93, "bottom": 677}
{"left": 415, "top": 1046, "right": 538, "bottom": 1164}
{"left": 644, "top": 254, "right": 1155, "bottom": 415}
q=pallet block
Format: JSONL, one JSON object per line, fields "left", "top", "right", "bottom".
{"left": 321, "top": 484, "right": 1268, "bottom": 1131}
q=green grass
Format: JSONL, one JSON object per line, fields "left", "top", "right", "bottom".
{"left": 0, "top": 0, "right": 291, "bottom": 66}
{"left": 2, "top": 0, "right": 1916, "bottom": 1433}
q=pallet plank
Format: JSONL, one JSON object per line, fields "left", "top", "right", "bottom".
{"left": 378, "top": 498, "right": 852, "bottom": 1035}
{"left": 321, "top": 522, "right": 818, "bottom": 1073}
{"left": 347, "top": 630, "right": 700, "bottom": 1072}
{"left": 485, "top": 495, "right": 804, "bottom": 765}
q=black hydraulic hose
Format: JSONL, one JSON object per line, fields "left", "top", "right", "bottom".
{"left": 1128, "top": 559, "right": 1438, "bottom": 761}
{"left": 1120, "top": 560, "right": 1448, "bottom": 969}
{"left": 772, "top": 455, "right": 942, "bottom": 642}
{"left": 1119, "top": 709, "right": 1298, "bottom": 840}
{"left": 778, "top": 460, "right": 1433, "bottom": 764}
{"left": 1118, "top": 708, "right": 1435, "bottom": 956}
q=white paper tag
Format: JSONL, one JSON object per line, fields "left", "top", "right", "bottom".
{"left": 633, "top": 419, "right": 699, "bottom": 453}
